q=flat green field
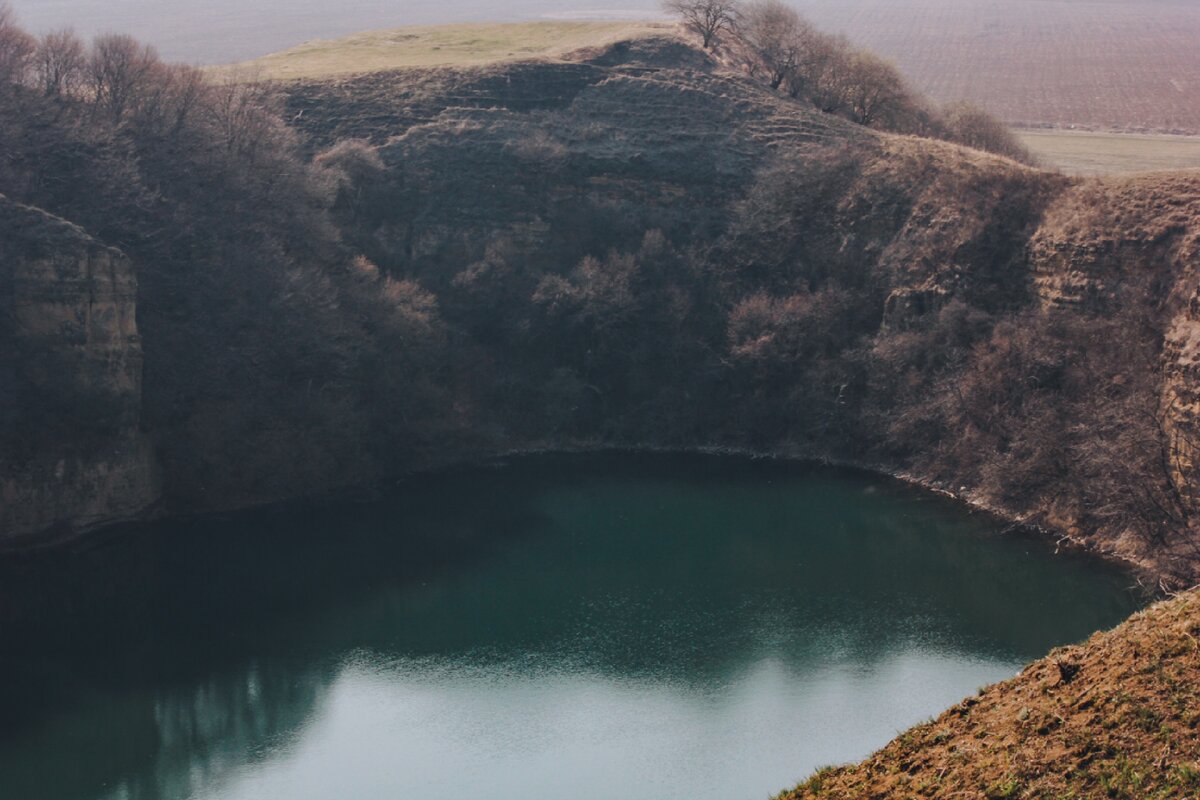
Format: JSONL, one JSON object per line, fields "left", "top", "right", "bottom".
{"left": 1018, "top": 130, "right": 1200, "bottom": 176}
{"left": 225, "top": 21, "right": 672, "bottom": 79}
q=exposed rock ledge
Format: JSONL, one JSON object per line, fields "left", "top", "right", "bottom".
{"left": 0, "top": 196, "right": 159, "bottom": 543}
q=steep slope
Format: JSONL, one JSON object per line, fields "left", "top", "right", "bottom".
{"left": 1013, "top": 174, "right": 1200, "bottom": 576}
{"left": 282, "top": 38, "right": 1056, "bottom": 335}
{"left": 283, "top": 38, "right": 1200, "bottom": 584}
{"left": 778, "top": 589, "right": 1200, "bottom": 800}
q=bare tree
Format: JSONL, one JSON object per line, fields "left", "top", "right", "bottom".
{"left": 34, "top": 28, "right": 85, "bottom": 97}
{"left": 735, "top": 0, "right": 811, "bottom": 90}
{"left": 88, "top": 34, "right": 159, "bottom": 120}
{"left": 0, "top": 2, "right": 35, "bottom": 86}
{"left": 833, "top": 49, "right": 911, "bottom": 127}
{"left": 662, "top": 0, "right": 741, "bottom": 50}
{"left": 131, "top": 62, "right": 206, "bottom": 138}
{"left": 784, "top": 26, "right": 843, "bottom": 101}
{"left": 940, "top": 101, "right": 1037, "bottom": 164}
{"left": 206, "top": 71, "right": 293, "bottom": 166}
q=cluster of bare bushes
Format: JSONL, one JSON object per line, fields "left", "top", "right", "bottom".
{"left": 403, "top": 136, "right": 1197, "bottom": 579}
{"left": 664, "top": 0, "right": 1034, "bottom": 163}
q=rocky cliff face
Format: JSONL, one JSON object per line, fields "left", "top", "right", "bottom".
{"left": 0, "top": 196, "right": 158, "bottom": 542}
{"left": 282, "top": 39, "right": 1200, "bottom": 582}
{"left": 4, "top": 33, "right": 1200, "bottom": 584}
{"left": 1022, "top": 175, "right": 1200, "bottom": 570}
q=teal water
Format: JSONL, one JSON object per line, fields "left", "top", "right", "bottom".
{"left": 0, "top": 454, "right": 1143, "bottom": 800}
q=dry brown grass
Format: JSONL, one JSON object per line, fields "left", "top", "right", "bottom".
{"left": 218, "top": 21, "right": 674, "bottom": 80}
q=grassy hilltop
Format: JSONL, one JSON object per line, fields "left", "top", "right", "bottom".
{"left": 224, "top": 21, "right": 672, "bottom": 79}
{"left": 1016, "top": 129, "right": 1200, "bottom": 177}
{"left": 227, "top": 20, "right": 1200, "bottom": 175}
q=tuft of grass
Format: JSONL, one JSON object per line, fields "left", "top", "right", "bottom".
{"left": 985, "top": 776, "right": 1021, "bottom": 799}
{"left": 1098, "top": 757, "right": 1146, "bottom": 799}
{"left": 1170, "top": 763, "right": 1200, "bottom": 790}
{"left": 777, "top": 765, "right": 841, "bottom": 798}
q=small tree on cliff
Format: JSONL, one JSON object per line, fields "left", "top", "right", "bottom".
{"left": 833, "top": 49, "right": 912, "bottom": 127}
{"left": 734, "top": 0, "right": 810, "bottom": 91}
{"left": 940, "top": 101, "right": 1037, "bottom": 164}
{"left": 34, "top": 29, "right": 86, "bottom": 97}
{"left": 0, "top": 2, "right": 35, "bottom": 85}
{"left": 663, "top": 0, "right": 741, "bottom": 50}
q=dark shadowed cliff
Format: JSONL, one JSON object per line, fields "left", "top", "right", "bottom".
{"left": 0, "top": 196, "right": 158, "bottom": 537}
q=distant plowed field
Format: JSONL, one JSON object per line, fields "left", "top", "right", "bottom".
{"left": 805, "top": 0, "right": 1200, "bottom": 134}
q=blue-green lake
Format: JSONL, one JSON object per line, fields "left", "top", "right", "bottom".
{"left": 0, "top": 454, "right": 1144, "bottom": 800}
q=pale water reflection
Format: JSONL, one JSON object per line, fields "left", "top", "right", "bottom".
{"left": 187, "top": 650, "right": 1014, "bottom": 800}
{"left": 0, "top": 455, "right": 1143, "bottom": 800}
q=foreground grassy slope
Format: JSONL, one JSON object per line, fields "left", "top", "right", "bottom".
{"left": 778, "top": 589, "right": 1200, "bottom": 800}
{"left": 224, "top": 21, "right": 672, "bottom": 79}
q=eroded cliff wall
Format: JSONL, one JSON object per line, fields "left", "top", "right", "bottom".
{"left": 280, "top": 42, "right": 1200, "bottom": 582}
{"left": 0, "top": 196, "right": 158, "bottom": 542}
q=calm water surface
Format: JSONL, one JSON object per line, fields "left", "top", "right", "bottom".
{"left": 0, "top": 454, "right": 1143, "bottom": 800}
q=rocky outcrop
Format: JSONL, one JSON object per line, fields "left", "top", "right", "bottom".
{"left": 0, "top": 196, "right": 158, "bottom": 542}
{"left": 1028, "top": 175, "right": 1200, "bottom": 560}
{"left": 1028, "top": 173, "right": 1200, "bottom": 310}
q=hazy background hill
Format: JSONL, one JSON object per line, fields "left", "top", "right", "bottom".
{"left": 13, "top": 0, "right": 1200, "bottom": 135}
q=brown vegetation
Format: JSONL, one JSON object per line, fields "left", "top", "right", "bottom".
{"left": 283, "top": 22, "right": 1200, "bottom": 582}
{"left": 666, "top": 0, "right": 1035, "bottom": 163}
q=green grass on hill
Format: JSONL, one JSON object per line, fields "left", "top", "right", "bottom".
{"left": 223, "top": 21, "right": 674, "bottom": 80}
{"left": 1018, "top": 129, "right": 1200, "bottom": 175}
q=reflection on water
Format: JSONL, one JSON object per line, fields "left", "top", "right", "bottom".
{"left": 0, "top": 454, "right": 1145, "bottom": 800}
